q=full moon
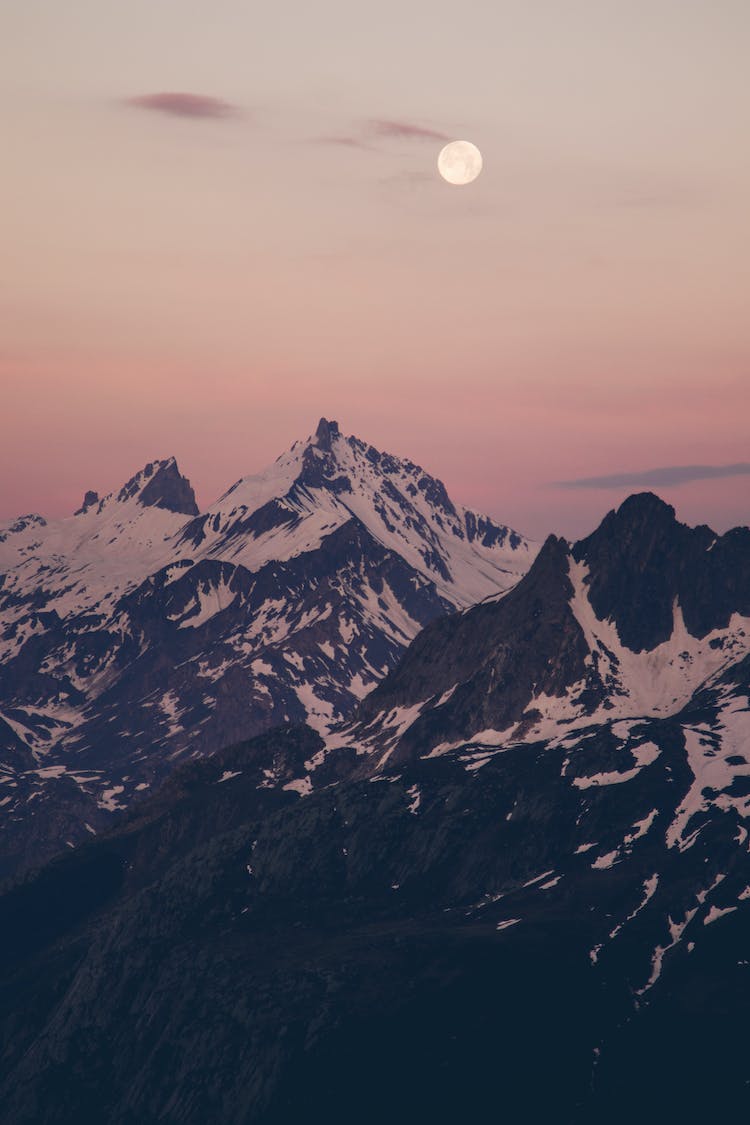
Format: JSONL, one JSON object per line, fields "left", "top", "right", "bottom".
{"left": 437, "top": 140, "right": 483, "bottom": 185}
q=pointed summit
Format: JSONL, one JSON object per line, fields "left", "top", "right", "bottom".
{"left": 314, "top": 418, "right": 340, "bottom": 451}
{"left": 573, "top": 492, "right": 685, "bottom": 577}
{"left": 571, "top": 492, "right": 746, "bottom": 651}
{"left": 177, "top": 419, "right": 535, "bottom": 605}
{"left": 74, "top": 490, "right": 99, "bottom": 516}
{"left": 591, "top": 491, "right": 677, "bottom": 539}
{"left": 138, "top": 459, "right": 199, "bottom": 516}
{"left": 116, "top": 458, "right": 199, "bottom": 516}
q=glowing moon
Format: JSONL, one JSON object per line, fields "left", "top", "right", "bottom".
{"left": 438, "top": 140, "right": 483, "bottom": 185}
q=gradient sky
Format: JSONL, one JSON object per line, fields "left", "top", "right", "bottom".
{"left": 1, "top": 1, "right": 748, "bottom": 540}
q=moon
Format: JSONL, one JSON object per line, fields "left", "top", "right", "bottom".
{"left": 438, "top": 140, "right": 483, "bottom": 186}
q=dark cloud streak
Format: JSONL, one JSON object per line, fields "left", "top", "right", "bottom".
{"left": 367, "top": 119, "right": 450, "bottom": 142}
{"left": 315, "top": 135, "right": 373, "bottom": 150}
{"left": 556, "top": 463, "right": 750, "bottom": 489}
{"left": 313, "top": 119, "right": 449, "bottom": 152}
{"left": 125, "top": 92, "right": 240, "bottom": 119}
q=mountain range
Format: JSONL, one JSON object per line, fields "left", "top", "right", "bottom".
{"left": 0, "top": 424, "right": 749, "bottom": 1122}
{"left": 0, "top": 419, "right": 533, "bottom": 879}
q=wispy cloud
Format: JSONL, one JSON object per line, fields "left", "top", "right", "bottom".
{"left": 313, "top": 119, "right": 449, "bottom": 153}
{"left": 368, "top": 119, "right": 450, "bottom": 142}
{"left": 314, "top": 135, "right": 373, "bottom": 150}
{"left": 125, "top": 92, "right": 240, "bottom": 119}
{"left": 555, "top": 463, "right": 750, "bottom": 489}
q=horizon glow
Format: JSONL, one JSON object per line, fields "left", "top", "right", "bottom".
{"left": 1, "top": 1, "right": 748, "bottom": 539}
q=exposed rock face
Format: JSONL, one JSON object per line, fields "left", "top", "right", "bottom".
{"left": 138, "top": 459, "right": 199, "bottom": 516}
{"left": 352, "top": 534, "right": 587, "bottom": 756}
{"left": 314, "top": 416, "right": 340, "bottom": 450}
{"left": 74, "top": 490, "right": 99, "bottom": 515}
{"left": 114, "top": 457, "right": 199, "bottom": 516}
{"left": 574, "top": 492, "right": 750, "bottom": 650}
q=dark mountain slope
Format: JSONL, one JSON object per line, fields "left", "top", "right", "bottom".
{"left": 1, "top": 693, "right": 749, "bottom": 1122}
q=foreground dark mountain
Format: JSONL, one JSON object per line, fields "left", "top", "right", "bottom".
{"left": 1, "top": 705, "right": 748, "bottom": 1122}
{"left": 0, "top": 492, "right": 748, "bottom": 1122}
{"left": 0, "top": 420, "right": 533, "bottom": 880}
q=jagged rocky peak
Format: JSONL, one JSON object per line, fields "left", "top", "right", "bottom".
{"left": 303, "top": 419, "right": 483, "bottom": 527}
{"left": 116, "top": 457, "right": 199, "bottom": 516}
{"left": 139, "top": 458, "right": 199, "bottom": 516}
{"left": 74, "top": 489, "right": 99, "bottom": 515}
{"left": 577, "top": 491, "right": 679, "bottom": 554}
{"left": 295, "top": 419, "right": 352, "bottom": 494}
{"left": 574, "top": 491, "right": 750, "bottom": 650}
{"left": 314, "top": 417, "right": 340, "bottom": 451}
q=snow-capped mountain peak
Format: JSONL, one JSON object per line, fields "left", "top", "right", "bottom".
{"left": 0, "top": 457, "right": 199, "bottom": 631}
{"left": 178, "top": 419, "right": 536, "bottom": 604}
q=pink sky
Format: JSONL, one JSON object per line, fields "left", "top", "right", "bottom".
{"left": 1, "top": 1, "right": 748, "bottom": 540}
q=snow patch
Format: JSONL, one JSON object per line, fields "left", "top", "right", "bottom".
{"left": 592, "top": 850, "right": 619, "bottom": 870}
{"left": 704, "top": 905, "right": 737, "bottom": 925}
{"left": 283, "top": 776, "right": 312, "bottom": 796}
{"left": 406, "top": 783, "right": 421, "bottom": 814}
